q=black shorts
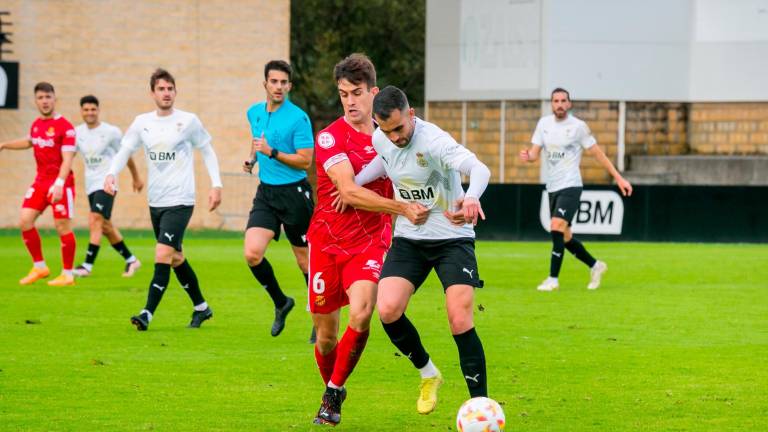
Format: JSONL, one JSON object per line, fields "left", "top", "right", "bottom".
{"left": 88, "top": 190, "right": 115, "bottom": 220}
{"left": 549, "top": 187, "right": 582, "bottom": 226}
{"left": 246, "top": 178, "right": 314, "bottom": 247}
{"left": 380, "top": 237, "right": 484, "bottom": 292}
{"left": 150, "top": 205, "right": 194, "bottom": 251}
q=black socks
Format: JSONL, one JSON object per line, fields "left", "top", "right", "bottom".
{"left": 381, "top": 314, "right": 430, "bottom": 369}
{"left": 145, "top": 263, "right": 171, "bottom": 314}
{"left": 453, "top": 327, "right": 487, "bottom": 398}
{"left": 174, "top": 259, "right": 205, "bottom": 306}
{"left": 565, "top": 237, "right": 597, "bottom": 268}
{"left": 550, "top": 230, "right": 565, "bottom": 278}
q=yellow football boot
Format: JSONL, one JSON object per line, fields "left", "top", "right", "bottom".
{"left": 417, "top": 372, "right": 444, "bottom": 414}
{"left": 19, "top": 267, "right": 50, "bottom": 285}
{"left": 47, "top": 273, "right": 75, "bottom": 286}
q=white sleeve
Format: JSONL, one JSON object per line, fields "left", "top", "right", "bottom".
{"left": 579, "top": 122, "right": 597, "bottom": 149}
{"left": 189, "top": 116, "right": 222, "bottom": 188}
{"left": 458, "top": 156, "right": 490, "bottom": 199}
{"left": 531, "top": 119, "right": 544, "bottom": 147}
{"left": 354, "top": 155, "right": 387, "bottom": 185}
{"left": 108, "top": 119, "right": 142, "bottom": 176}
{"left": 110, "top": 127, "right": 123, "bottom": 152}
{"left": 199, "top": 143, "right": 223, "bottom": 188}
{"left": 435, "top": 133, "right": 475, "bottom": 171}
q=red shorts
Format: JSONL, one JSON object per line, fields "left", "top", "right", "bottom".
{"left": 22, "top": 179, "right": 76, "bottom": 220}
{"left": 307, "top": 243, "right": 387, "bottom": 314}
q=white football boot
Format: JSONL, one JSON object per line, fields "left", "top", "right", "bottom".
{"left": 587, "top": 261, "right": 607, "bottom": 290}
{"left": 536, "top": 277, "right": 559, "bottom": 292}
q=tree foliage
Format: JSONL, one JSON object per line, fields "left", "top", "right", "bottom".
{"left": 290, "top": 0, "right": 425, "bottom": 132}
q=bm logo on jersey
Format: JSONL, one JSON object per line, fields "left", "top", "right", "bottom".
{"left": 398, "top": 186, "right": 435, "bottom": 200}
{"left": 149, "top": 151, "right": 175, "bottom": 161}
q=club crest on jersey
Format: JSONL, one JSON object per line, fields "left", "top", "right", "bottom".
{"left": 46, "top": 127, "right": 56, "bottom": 137}
{"left": 318, "top": 132, "right": 335, "bottom": 149}
{"left": 416, "top": 152, "right": 428, "bottom": 168}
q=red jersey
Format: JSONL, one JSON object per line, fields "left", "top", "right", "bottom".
{"left": 307, "top": 117, "right": 393, "bottom": 256}
{"left": 29, "top": 115, "right": 76, "bottom": 182}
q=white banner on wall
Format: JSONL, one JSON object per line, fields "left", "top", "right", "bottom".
{"left": 459, "top": 0, "right": 540, "bottom": 91}
{"left": 539, "top": 190, "right": 625, "bottom": 235}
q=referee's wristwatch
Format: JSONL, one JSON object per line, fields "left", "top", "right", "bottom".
{"left": 269, "top": 148, "right": 279, "bottom": 159}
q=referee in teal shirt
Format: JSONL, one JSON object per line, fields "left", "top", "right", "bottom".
{"left": 242, "top": 60, "right": 315, "bottom": 340}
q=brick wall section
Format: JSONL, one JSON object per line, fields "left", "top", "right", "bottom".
{"left": 503, "top": 101, "right": 540, "bottom": 183}
{"left": 0, "top": 0, "right": 289, "bottom": 230}
{"left": 626, "top": 103, "right": 688, "bottom": 156}
{"left": 466, "top": 101, "right": 501, "bottom": 182}
{"left": 689, "top": 103, "right": 768, "bottom": 155}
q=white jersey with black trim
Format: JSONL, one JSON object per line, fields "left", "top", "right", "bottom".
{"left": 372, "top": 117, "right": 476, "bottom": 240}
{"left": 531, "top": 114, "right": 596, "bottom": 192}
{"left": 113, "top": 109, "right": 221, "bottom": 207}
{"left": 75, "top": 122, "right": 123, "bottom": 195}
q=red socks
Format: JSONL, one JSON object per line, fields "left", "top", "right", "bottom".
{"left": 330, "top": 326, "right": 370, "bottom": 387}
{"left": 22, "top": 228, "right": 44, "bottom": 263}
{"left": 315, "top": 344, "right": 337, "bottom": 385}
{"left": 60, "top": 232, "right": 76, "bottom": 271}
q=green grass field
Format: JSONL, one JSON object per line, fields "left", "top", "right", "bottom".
{"left": 1, "top": 230, "right": 767, "bottom": 431}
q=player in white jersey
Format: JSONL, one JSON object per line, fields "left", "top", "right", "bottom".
{"left": 351, "top": 86, "right": 492, "bottom": 414}
{"left": 520, "top": 88, "right": 632, "bottom": 292}
{"left": 72, "top": 95, "right": 143, "bottom": 278}
{"left": 104, "top": 68, "right": 223, "bottom": 331}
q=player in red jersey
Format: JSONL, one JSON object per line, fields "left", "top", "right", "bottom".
{"left": 0, "top": 82, "right": 77, "bottom": 286}
{"left": 307, "top": 53, "right": 429, "bottom": 426}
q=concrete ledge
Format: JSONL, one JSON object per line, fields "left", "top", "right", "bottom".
{"left": 626, "top": 155, "right": 768, "bottom": 185}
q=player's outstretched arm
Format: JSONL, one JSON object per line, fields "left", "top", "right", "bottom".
{"left": 586, "top": 144, "right": 633, "bottom": 197}
{"left": 126, "top": 157, "right": 144, "bottom": 192}
{"left": 328, "top": 159, "right": 428, "bottom": 225}
{"left": 0, "top": 137, "right": 33, "bottom": 152}
{"left": 519, "top": 145, "right": 541, "bottom": 163}
{"left": 354, "top": 155, "right": 386, "bottom": 186}
{"left": 198, "top": 143, "right": 223, "bottom": 211}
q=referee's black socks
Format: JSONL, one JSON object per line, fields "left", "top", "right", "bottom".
{"left": 453, "top": 327, "right": 488, "bottom": 398}
{"left": 174, "top": 259, "right": 206, "bottom": 307}
{"left": 565, "top": 237, "right": 597, "bottom": 268}
{"left": 145, "top": 263, "right": 171, "bottom": 314}
{"left": 381, "top": 314, "right": 430, "bottom": 369}
{"left": 249, "top": 258, "right": 287, "bottom": 309}
{"left": 550, "top": 230, "right": 565, "bottom": 278}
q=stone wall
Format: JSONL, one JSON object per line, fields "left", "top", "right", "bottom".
{"left": 0, "top": 0, "right": 290, "bottom": 230}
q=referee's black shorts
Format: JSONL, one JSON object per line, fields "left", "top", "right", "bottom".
{"left": 548, "top": 187, "right": 582, "bottom": 226}
{"left": 380, "top": 237, "right": 483, "bottom": 292}
{"left": 150, "top": 205, "right": 194, "bottom": 251}
{"left": 246, "top": 178, "right": 314, "bottom": 247}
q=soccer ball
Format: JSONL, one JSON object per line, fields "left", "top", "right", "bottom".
{"left": 456, "top": 397, "right": 506, "bottom": 432}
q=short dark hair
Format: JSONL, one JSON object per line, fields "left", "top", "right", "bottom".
{"left": 34, "top": 82, "right": 55, "bottom": 94}
{"left": 150, "top": 68, "right": 176, "bottom": 91}
{"left": 373, "top": 86, "right": 409, "bottom": 121}
{"left": 80, "top": 95, "right": 99, "bottom": 107}
{"left": 264, "top": 60, "right": 292, "bottom": 81}
{"left": 334, "top": 53, "right": 376, "bottom": 89}
{"left": 551, "top": 87, "right": 570, "bottom": 101}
